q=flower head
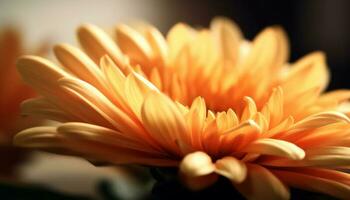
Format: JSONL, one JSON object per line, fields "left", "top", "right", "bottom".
{"left": 15, "top": 18, "right": 350, "bottom": 199}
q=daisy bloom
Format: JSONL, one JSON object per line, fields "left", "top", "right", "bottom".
{"left": 14, "top": 17, "right": 350, "bottom": 199}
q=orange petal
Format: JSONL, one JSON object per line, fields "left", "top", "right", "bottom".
{"left": 116, "top": 25, "right": 153, "bottom": 67}
{"left": 291, "top": 111, "right": 350, "bottom": 130}
{"left": 215, "top": 157, "right": 247, "bottom": 183}
{"left": 141, "top": 91, "right": 191, "bottom": 154}
{"left": 272, "top": 169, "right": 350, "bottom": 199}
{"left": 242, "top": 138, "right": 305, "bottom": 160}
{"left": 282, "top": 52, "right": 329, "bottom": 94}
{"left": 54, "top": 43, "right": 106, "bottom": 91}
{"left": 77, "top": 24, "right": 125, "bottom": 67}
{"left": 17, "top": 56, "right": 71, "bottom": 95}
{"left": 180, "top": 151, "right": 215, "bottom": 177}
{"left": 21, "top": 97, "right": 73, "bottom": 122}
{"left": 235, "top": 164, "right": 290, "bottom": 200}
{"left": 241, "top": 96, "right": 257, "bottom": 122}
{"left": 210, "top": 17, "right": 242, "bottom": 67}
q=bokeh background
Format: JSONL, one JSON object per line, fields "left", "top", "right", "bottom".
{"left": 1, "top": 0, "right": 349, "bottom": 87}
{"left": 0, "top": 0, "right": 349, "bottom": 199}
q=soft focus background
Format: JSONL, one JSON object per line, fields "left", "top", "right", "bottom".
{"left": 1, "top": 0, "right": 349, "bottom": 88}
{"left": 0, "top": 0, "right": 349, "bottom": 199}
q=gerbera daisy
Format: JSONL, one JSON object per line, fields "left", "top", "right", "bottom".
{"left": 14, "top": 17, "right": 350, "bottom": 199}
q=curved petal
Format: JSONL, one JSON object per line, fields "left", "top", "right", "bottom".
{"left": 242, "top": 138, "right": 305, "bottom": 160}
{"left": 272, "top": 169, "right": 350, "bottom": 199}
{"left": 116, "top": 24, "right": 153, "bottom": 68}
{"left": 180, "top": 151, "right": 215, "bottom": 177}
{"left": 291, "top": 111, "right": 350, "bottom": 130}
{"left": 54, "top": 43, "right": 107, "bottom": 90}
{"left": 215, "top": 157, "right": 247, "bottom": 184}
{"left": 16, "top": 56, "right": 71, "bottom": 95}
{"left": 141, "top": 91, "right": 191, "bottom": 154}
{"left": 14, "top": 126, "right": 63, "bottom": 148}
{"left": 15, "top": 126, "right": 176, "bottom": 167}
{"left": 235, "top": 164, "right": 290, "bottom": 200}
{"left": 166, "top": 23, "right": 194, "bottom": 63}
{"left": 21, "top": 97, "right": 73, "bottom": 122}
{"left": 77, "top": 24, "right": 125, "bottom": 67}
{"left": 57, "top": 122, "right": 161, "bottom": 155}
{"left": 187, "top": 97, "right": 206, "bottom": 150}
{"left": 282, "top": 52, "right": 329, "bottom": 94}
{"left": 210, "top": 17, "right": 242, "bottom": 67}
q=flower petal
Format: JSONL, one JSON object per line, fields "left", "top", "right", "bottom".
{"left": 235, "top": 164, "right": 290, "bottom": 200}
{"left": 16, "top": 56, "right": 71, "bottom": 95}
{"left": 242, "top": 138, "right": 305, "bottom": 160}
{"left": 54, "top": 43, "right": 107, "bottom": 90}
{"left": 180, "top": 151, "right": 215, "bottom": 177}
{"left": 215, "top": 157, "right": 247, "bottom": 184}
{"left": 21, "top": 97, "right": 73, "bottom": 122}
{"left": 291, "top": 111, "right": 350, "bottom": 130}
{"left": 272, "top": 169, "right": 350, "bottom": 199}
{"left": 116, "top": 25, "right": 153, "bottom": 68}
{"left": 141, "top": 91, "right": 191, "bottom": 154}
{"left": 210, "top": 17, "right": 242, "bottom": 67}
{"left": 77, "top": 24, "right": 125, "bottom": 67}
{"left": 282, "top": 52, "right": 329, "bottom": 94}
{"left": 57, "top": 122, "right": 162, "bottom": 155}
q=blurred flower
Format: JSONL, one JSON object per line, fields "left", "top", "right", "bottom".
{"left": 0, "top": 28, "right": 46, "bottom": 178}
{"left": 14, "top": 17, "right": 350, "bottom": 199}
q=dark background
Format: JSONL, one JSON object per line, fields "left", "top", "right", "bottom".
{"left": 159, "top": 0, "right": 350, "bottom": 90}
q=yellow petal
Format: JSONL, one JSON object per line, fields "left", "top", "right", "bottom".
{"left": 16, "top": 126, "right": 176, "bottom": 166}
{"left": 242, "top": 138, "right": 305, "bottom": 160}
{"left": 301, "top": 146, "right": 350, "bottom": 167}
{"left": 124, "top": 72, "right": 159, "bottom": 118}
{"left": 272, "top": 169, "right": 350, "bottom": 199}
{"left": 220, "top": 120, "right": 261, "bottom": 153}
{"left": 54, "top": 43, "right": 107, "bottom": 90}
{"left": 21, "top": 97, "right": 72, "bottom": 122}
{"left": 282, "top": 52, "right": 329, "bottom": 94}
{"left": 57, "top": 122, "right": 162, "bottom": 155}
{"left": 291, "top": 111, "right": 350, "bottom": 130}
{"left": 235, "top": 164, "right": 290, "bottom": 200}
{"left": 187, "top": 97, "right": 206, "bottom": 150}
{"left": 17, "top": 56, "right": 71, "bottom": 95}
{"left": 141, "top": 91, "right": 191, "bottom": 154}
{"left": 241, "top": 96, "right": 257, "bottom": 122}
{"left": 210, "top": 17, "right": 242, "bottom": 67}
{"left": 180, "top": 151, "right": 215, "bottom": 177}
{"left": 166, "top": 23, "right": 194, "bottom": 63}
{"left": 243, "top": 26, "right": 289, "bottom": 72}
{"left": 99, "top": 55, "right": 134, "bottom": 115}
{"left": 317, "top": 89, "right": 350, "bottom": 106}
{"left": 77, "top": 24, "right": 125, "bottom": 67}
{"left": 143, "top": 25, "right": 168, "bottom": 66}
{"left": 265, "top": 116, "right": 294, "bottom": 138}
{"left": 262, "top": 87, "right": 284, "bottom": 128}
{"left": 116, "top": 24, "right": 153, "bottom": 67}
{"left": 14, "top": 126, "right": 64, "bottom": 149}
{"left": 58, "top": 77, "right": 146, "bottom": 139}
{"left": 215, "top": 157, "right": 247, "bottom": 183}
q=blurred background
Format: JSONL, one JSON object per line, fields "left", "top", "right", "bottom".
{"left": 0, "top": 0, "right": 349, "bottom": 199}
{"left": 1, "top": 0, "right": 349, "bottom": 89}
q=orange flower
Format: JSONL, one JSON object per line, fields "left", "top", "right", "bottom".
{"left": 15, "top": 18, "right": 350, "bottom": 199}
{"left": 0, "top": 28, "right": 38, "bottom": 144}
{"left": 0, "top": 28, "right": 47, "bottom": 178}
